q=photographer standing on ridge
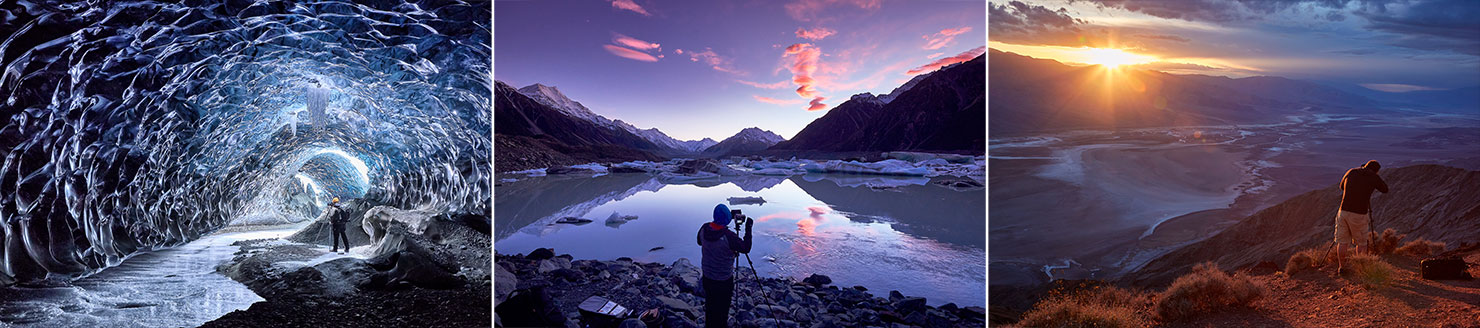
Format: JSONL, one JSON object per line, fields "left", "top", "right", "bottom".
{"left": 1335, "top": 160, "right": 1389, "bottom": 273}
{"left": 697, "top": 204, "right": 753, "bottom": 328}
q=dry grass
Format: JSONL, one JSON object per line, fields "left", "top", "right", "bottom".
{"left": 1018, "top": 286, "right": 1150, "bottom": 328}
{"left": 1395, "top": 239, "right": 1446, "bottom": 257}
{"left": 1345, "top": 253, "right": 1399, "bottom": 288}
{"left": 1285, "top": 247, "right": 1330, "bottom": 274}
{"left": 1368, "top": 228, "right": 1405, "bottom": 255}
{"left": 1154, "top": 262, "right": 1265, "bottom": 322}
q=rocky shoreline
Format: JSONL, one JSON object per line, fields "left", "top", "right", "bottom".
{"left": 496, "top": 249, "right": 986, "bottom": 328}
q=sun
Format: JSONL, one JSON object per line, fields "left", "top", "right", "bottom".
{"left": 1080, "top": 48, "right": 1156, "bottom": 68}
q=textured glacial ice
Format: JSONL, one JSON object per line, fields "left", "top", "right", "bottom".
{"left": 0, "top": 0, "right": 491, "bottom": 284}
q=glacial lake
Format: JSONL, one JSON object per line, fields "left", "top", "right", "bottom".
{"left": 495, "top": 172, "right": 985, "bottom": 307}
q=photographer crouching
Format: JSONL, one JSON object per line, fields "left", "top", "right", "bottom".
{"left": 696, "top": 204, "right": 753, "bottom": 328}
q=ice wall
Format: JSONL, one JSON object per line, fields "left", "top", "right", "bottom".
{"left": 0, "top": 0, "right": 491, "bottom": 284}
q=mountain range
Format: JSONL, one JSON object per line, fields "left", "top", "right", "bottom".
{"left": 514, "top": 83, "right": 718, "bottom": 156}
{"left": 493, "top": 52, "right": 988, "bottom": 171}
{"left": 988, "top": 49, "right": 1480, "bottom": 136}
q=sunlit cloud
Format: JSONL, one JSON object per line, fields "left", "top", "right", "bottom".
{"left": 603, "top": 44, "right": 659, "bottom": 62}
{"left": 807, "top": 96, "right": 828, "bottom": 111}
{"left": 785, "top": 0, "right": 881, "bottom": 21}
{"left": 907, "top": 46, "right": 985, "bottom": 75}
{"left": 923, "top": 26, "right": 972, "bottom": 50}
{"left": 927, "top": 52, "right": 945, "bottom": 59}
{"left": 785, "top": 43, "right": 824, "bottom": 100}
{"left": 738, "top": 79, "right": 792, "bottom": 89}
{"left": 613, "top": 34, "right": 660, "bottom": 51}
{"left": 754, "top": 95, "right": 806, "bottom": 105}
{"left": 796, "top": 27, "right": 837, "bottom": 40}
{"left": 610, "top": 0, "right": 651, "bottom": 16}
{"left": 679, "top": 48, "right": 745, "bottom": 75}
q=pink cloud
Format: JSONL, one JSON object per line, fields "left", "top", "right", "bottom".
{"left": 754, "top": 95, "right": 806, "bottom": 105}
{"left": 806, "top": 97, "right": 828, "bottom": 111}
{"left": 738, "top": 79, "right": 791, "bottom": 89}
{"left": 795, "top": 27, "right": 837, "bottom": 40}
{"left": 923, "top": 26, "right": 972, "bottom": 50}
{"left": 684, "top": 48, "right": 745, "bottom": 75}
{"left": 610, "top": 0, "right": 651, "bottom": 16}
{"left": 906, "top": 46, "right": 984, "bottom": 75}
{"left": 603, "top": 44, "right": 659, "bottom": 62}
{"left": 785, "top": 0, "right": 881, "bottom": 21}
{"left": 927, "top": 52, "right": 945, "bottom": 59}
{"left": 613, "top": 34, "right": 660, "bottom": 51}
{"left": 784, "top": 43, "right": 823, "bottom": 99}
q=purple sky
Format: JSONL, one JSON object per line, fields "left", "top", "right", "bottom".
{"left": 495, "top": 0, "right": 986, "bottom": 140}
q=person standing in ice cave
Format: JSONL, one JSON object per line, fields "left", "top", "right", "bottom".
{"left": 324, "top": 197, "right": 351, "bottom": 254}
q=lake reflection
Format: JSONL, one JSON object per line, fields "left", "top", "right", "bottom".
{"left": 495, "top": 173, "right": 985, "bottom": 306}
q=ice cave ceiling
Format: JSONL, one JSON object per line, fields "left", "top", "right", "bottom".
{"left": 0, "top": 0, "right": 491, "bottom": 284}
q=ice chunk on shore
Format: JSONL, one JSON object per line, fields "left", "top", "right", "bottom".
{"left": 751, "top": 168, "right": 798, "bottom": 176}
{"left": 512, "top": 168, "right": 547, "bottom": 177}
{"left": 727, "top": 196, "right": 766, "bottom": 205}
{"left": 803, "top": 159, "right": 931, "bottom": 176}
{"left": 605, "top": 212, "right": 637, "bottom": 228}
{"left": 883, "top": 151, "right": 974, "bottom": 164}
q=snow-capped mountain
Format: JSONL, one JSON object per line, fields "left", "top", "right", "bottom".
{"left": 702, "top": 127, "right": 785, "bottom": 157}
{"left": 612, "top": 119, "right": 718, "bottom": 153}
{"left": 516, "top": 82, "right": 717, "bottom": 155}
{"left": 878, "top": 72, "right": 931, "bottom": 104}
{"left": 516, "top": 83, "right": 615, "bottom": 128}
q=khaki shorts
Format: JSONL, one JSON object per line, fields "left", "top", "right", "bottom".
{"left": 1334, "top": 210, "right": 1370, "bottom": 247}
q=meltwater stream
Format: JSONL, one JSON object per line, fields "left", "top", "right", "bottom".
{"left": 0, "top": 225, "right": 301, "bottom": 327}
{"left": 496, "top": 173, "right": 986, "bottom": 307}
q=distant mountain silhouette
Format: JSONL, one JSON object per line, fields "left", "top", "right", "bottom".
{"left": 1128, "top": 165, "right": 1480, "bottom": 287}
{"left": 701, "top": 127, "right": 785, "bottom": 157}
{"left": 771, "top": 54, "right": 985, "bottom": 153}
{"left": 988, "top": 49, "right": 1383, "bottom": 136}
{"left": 494, "top": 81, "right": 661, "bottom": 171}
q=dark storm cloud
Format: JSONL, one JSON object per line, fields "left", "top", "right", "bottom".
{"left": 1071, "top": 0, "right": 1479, "bottom": 55}
{"left": 1355, "top": 0, "right": 1480, "bottom": 55}
{"left": 989, "top": 1, "right": 1108, "bottom": 47}
{"left": 1069, "top": 0, "right": 1347, "bottom": 23}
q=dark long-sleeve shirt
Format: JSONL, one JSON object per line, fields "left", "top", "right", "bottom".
{"left": 1339, "top": 167, "right": 1389, "bottom": 214}
{"left": 697, "top": 223, "right": 752, "bottom": 281}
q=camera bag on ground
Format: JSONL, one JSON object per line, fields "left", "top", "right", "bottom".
{"left": 1419, "top": 257, "right": 1472, "bottom": 280}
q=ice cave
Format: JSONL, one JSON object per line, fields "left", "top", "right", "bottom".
{"left": 0, "top": 0, "right": 491, "bottom": 290}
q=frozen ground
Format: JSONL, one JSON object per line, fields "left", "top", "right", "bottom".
{"left": 0, "top": 225, "right": 304, "bottom": 327}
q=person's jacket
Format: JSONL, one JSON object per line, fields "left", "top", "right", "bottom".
{"left": 323, "top": 204, "right": 347, "bottom": 227}
{"left": 1339, "top": 167, "right": 1389, "bottom": 214}
{"left": 697, "top": 222, "right": 751, "bottom": 281}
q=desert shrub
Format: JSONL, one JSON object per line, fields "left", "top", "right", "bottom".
{"left": 1395, "top": 239, "right": 1446, "bottom": 257}
{"left": 1284, "top": 247, "right": 1330, "bottom": 274}
{"left": 1368, "top": 228, "right": 1405, "bottom": 255}
{"left": 1154, "top": 262, "right": 1265, "bottom": 321}
{"left": 1018, "top": 286, "right": 1149, "bottom": 328}
{"left": 1346, "top": 254, "right": 1398, "bottom": 288}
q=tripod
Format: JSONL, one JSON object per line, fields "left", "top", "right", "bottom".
{"left": 734, "top": 217, "right": 783, "bottom": 327}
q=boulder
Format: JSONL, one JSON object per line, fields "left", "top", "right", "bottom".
{"left": 528, "top": 248, "right": 555, "bottom": 260}
{"left": 802, "top": 274, "right": 832, "bottom": 286}
{"left": 495, "top": 263, "right": 517, "bottom": 304}
{"left": 893, "top": 297, "right": 927, "bottom": 314}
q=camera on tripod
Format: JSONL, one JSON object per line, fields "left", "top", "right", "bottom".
{"left": 731, "top": 209, "right": 749, "bottom": 229}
